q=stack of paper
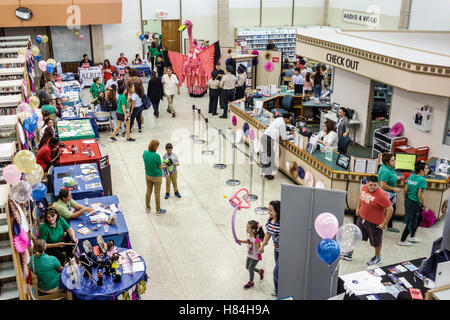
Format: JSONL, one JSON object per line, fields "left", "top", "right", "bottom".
{"left": 89, "top": 212, "right": 108, "bottom": 224}
{"left": 340, "top": 271, "right": 388, "bottom": 296}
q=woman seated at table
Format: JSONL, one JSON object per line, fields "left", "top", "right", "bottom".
{"left": 30, "top": 239, "right": 64, "bottom": 294}
{"left": 36, "top": 137, "right": 63, "bottom": 173}
{"left": 52, "top": 189, "right": 93, "bottom": 220}
{"left": 318, "top": 120, "right": 338, "bottom": 150}
{"left": 38, "top": 207, "right": 78, "bottom": 266}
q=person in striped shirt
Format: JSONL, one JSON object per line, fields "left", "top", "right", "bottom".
{"left": 259, "top": 200, "right": 281, "bottom": 297}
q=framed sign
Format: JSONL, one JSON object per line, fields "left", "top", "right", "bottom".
{"left": 78, "top": 67, "right": 103, "bottom": 88}
{"left": 336, "top": 153, "right": 350, "bottom": 170}
{"left": 272, "top": 57, "right": 280, "bottom": 63}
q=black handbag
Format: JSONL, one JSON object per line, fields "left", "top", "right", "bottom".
{"left": 141, "top": 95, "right": 151, "bottom": 110}
{"left": 419, "top": 237, "right": 450, "bottom": 281}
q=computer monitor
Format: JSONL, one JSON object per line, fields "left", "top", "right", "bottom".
{"left": 395, "top": 153, "right": 417, "bottom": 171}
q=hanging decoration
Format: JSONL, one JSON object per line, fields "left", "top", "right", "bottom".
{"left": 264, "top": 61, "right": 274, "bottom": 72}
{"left": 224, "top": 188, "right": 251, "bottom": 245}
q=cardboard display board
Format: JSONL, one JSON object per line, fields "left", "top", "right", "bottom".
{"left": 255, "top": 50, "right": 282, "bottom": 87}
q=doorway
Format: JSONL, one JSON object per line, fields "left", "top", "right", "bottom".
{"left": 161, "top": 20, "right": 181, "bottom": 53}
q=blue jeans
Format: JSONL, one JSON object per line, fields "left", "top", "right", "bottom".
{"left": 274, "top": 250, "right": 279, "bottom": 294}
{"left": 314, "top": 84, "right": 322, "bottom": 99}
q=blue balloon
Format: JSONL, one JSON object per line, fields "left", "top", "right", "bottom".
{"left": 317, "top": 239, "right": 340, "bottom": 265}
{"left": 23, "top": 116, "right": 37, "bottom": 133}
{"left": 32, "top": 183, "right": 47, "bottom": 202}
{"left": 46, "top": 63, "right": 55, "bottom": 74}
{"left": 139, "top": 34, "right": 145, "bottom": 41}
{"left": 35, "top": 54, "right": 42, "bottom": 62}
{"left": 31, "top": 112, "right": 39, "bottom": 122}
{"left": 35, "top": 36, "right": 42, "bottom": 44}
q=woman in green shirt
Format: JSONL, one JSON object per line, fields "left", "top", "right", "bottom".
{"left": 143, "top": 139, "right": 167, "bottom": 215}
{"left": 38, "top": 207, "right": 78, "bottom": 265}
{"left": 399, "top": 161, "right": 429, "bottom": 246}
{"left": 148, "top": 41, "right": 161, "bottom": 72}
{"left": 378, "top": 153, "right": 402, "bottom": 233}
{"left": 89, "top": 76, "right": 105, "bottom": 105}
{"left": 30, "top": 239, "right": 64, "bottom": 294}
{"left": 110, "top": 85, "right": 135, "bottom": 142}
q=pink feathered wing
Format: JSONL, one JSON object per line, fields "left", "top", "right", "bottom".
{"left": 167, "top": 51, "right": 187, "bottom": 83}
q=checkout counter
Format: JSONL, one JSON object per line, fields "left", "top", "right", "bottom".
{"left": 229, "top": 95, "right": 449, "bottom": 220}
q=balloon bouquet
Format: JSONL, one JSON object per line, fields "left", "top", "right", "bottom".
{"left": 314, "top": 212, "right": 362, "bottom": 295}
{"left": 16, "top": 100, "right": 43, "bottom": 143}
{"left": 224, "top": 188, "right": 252, "bottom": 245}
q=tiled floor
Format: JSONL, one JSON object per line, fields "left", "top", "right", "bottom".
{"left": 86, "top": 87, "right": 445, "bottom": 300}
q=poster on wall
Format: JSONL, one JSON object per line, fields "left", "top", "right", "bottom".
{"left": 342, "top": 10, "right": 380, "bottom": 27}
{"left": 78, "top": 67, "right": 103, "bottom": 88}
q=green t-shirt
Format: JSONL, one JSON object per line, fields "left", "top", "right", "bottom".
{"left": 406, "top": 174, "right": 427, "bottom": 203}
{"left": 149, "top": 46, "right": 162, "bottom": 58}
{"left": 41, "top": 104, "right": 57, "bottom": 115}
{"left": 38, "top": 217, "right": 70, "bottom": 244}
{"left": 378, "top": 164, "right": 397, "bottom": 191}
{"left": 30, "top": 253, "right": 61, "bottom": 291}
{"left": 89, "top": 83, "right": 105, "bottom": 100}
{"left": 52, "top": 199, "right": 79, "bottom": 220}
{"left": 143, "top": 150, "right": 162, "bottom": 177}
{"left": 117, "top": 94, "right": 127, "bottom": 115}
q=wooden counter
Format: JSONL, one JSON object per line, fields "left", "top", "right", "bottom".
{"left": 229, "top": 101, "right": 449, "bottom": 220}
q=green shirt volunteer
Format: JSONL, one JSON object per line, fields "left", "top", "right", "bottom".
{"left": 117, "top": 94, "right": 127, "bottom": 115}
{"left": 406, "top": 174, "right": 427, "bottom": 203}
{"left": 41, "top": 104, "right": 58, "bottom": 115}
{"left": 143, "top": 150, "right": 162, "bottom": 177}
{"left": 30, "top": 254, "right": 61, "bottom": 291}
{"left": 89, "top": 83, "right": 105, "bottom": 100}
{"left": 149, "top": 46, "right": 161, "bottom": 59}
{"left": 378, "top": 164, "right": 397, "bottom": 191}
{"left": 52, "top": 199, "right": 79, "bottom": 220}
{"left": 38, "top": 217, "right": 70, "bottom": 244}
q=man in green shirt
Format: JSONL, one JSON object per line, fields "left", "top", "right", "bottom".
{"left": 52, "top": 189, "right": 93, "bottom": 220}
{"left": 41, "top": 104, "right": 58, "bottom": 115}
{"left": 30, "top": 239, "right": 63, "bottom": 293}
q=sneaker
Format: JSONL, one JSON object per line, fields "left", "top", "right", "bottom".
{"left": 367, "top": 256, "right": 382, "bottom": 266}
{"left": 127, "top": 138, "right": 136, "bottom": 142}
{"left": 157, "top": 209, "right": 167, "bottom": 216}
{"left": 121, "top": 132, "right": 125, "bottom": 137}
{"left": 271, "top": 290, "right": 278, "bottom": 297}
{"left": 145, "top": 208, "right": 150, "bottom": 213}
{"left": 407, "top": 236, "right": 421, "bottom": 243}
{"left": 174, "top": 191, "right": 181, "bottom": 198}
{"left": 110, "top": 137, "right": 117, "bottom": 141}
{"left": 138, "top": 129, "right": 142, "bottom": 133}
{"left": 342, "top": 253, "right": 353, "bottom": 261}
{"left": 172, "top": 113, "right": 176, "bottom": 118}
{"left": 164, "top": 193, "right": 169, "bottom": 200}
{"left": 398, "top": 241, "right": 413, "bottom": 246}
{"left": 387, "top": 227, "right": 400, "bottom": 233}
{"left": 243, "top": 282, "right": 254, "bottom": 289}
{"left": 259, "top": 268, "right": 264, "bottom": 280}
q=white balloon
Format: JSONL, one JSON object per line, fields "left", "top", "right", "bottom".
{"left": 336, "top": 224, "right": 362, "bottom": 253}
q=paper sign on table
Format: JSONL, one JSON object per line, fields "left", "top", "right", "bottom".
{"left": 373, "top": 268, "right": 386, "bottom": 276}
{"left": 133, "top": 262, "right": 145, "bottom": 273}
{"left": 82, "top": 139, "right": 95, "bottom": 144}
{"left": 399, "top": 277, "right": 412, "bottom": 288}
{"left": 395, "top": 265, "right": 408, "bottom": 273}
{"left": 77, "top": 227, "right": 91, "bottom": 235}
{"left": 110, "top": 204, "right": 119, "bottom": 213}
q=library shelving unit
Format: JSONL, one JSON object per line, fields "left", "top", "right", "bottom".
{"left": 236, "top": 27, "right": 297, "bottom": 59}
{"left": 0, "top": 47, "right": 28, "bottom": 59}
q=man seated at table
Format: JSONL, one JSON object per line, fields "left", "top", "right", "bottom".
{"left": 52, "top": 189, "right": 93, "bottom": 220}
{"left": 36, "top": 137, "right": 63, "bottom": 173}
{"left": 117, "top": 53, "right": 129, "bottom": 66}
{"left": 80, "top": 54, "right": 94, "bottom": 68}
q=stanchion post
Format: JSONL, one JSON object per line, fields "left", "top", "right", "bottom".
{"left": 247, "top": 151, "right": 258, "bottom": 201}
{"left": 255, "top": 174, "right": 268, "bottom": 214}
{"left": 194, "top": 109, "right": 205, "bottom": 144}
{"left": 202, "top": 118, "right": 214, "bottom": 155}
{"left": 189, "top": 105, "right": 198, "bottom": 140}
{"left": 213, "top": 129, "right": 226, "bottom": 169}
{"left": 226, "top": 142, "right": 240, "bottom": 186}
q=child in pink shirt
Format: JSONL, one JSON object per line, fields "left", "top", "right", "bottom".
{"left": 303, "top": 72, "right": 314, "bottom": 101}
{"left": 238, "top": 220, "right": 265, "bottom": 289}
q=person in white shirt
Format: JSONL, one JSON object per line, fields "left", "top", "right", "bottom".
{"left": 161, "top": 67, "right": 180, "bottom": 118}
{"left": 290, "top": 68, "right": 304, "bottom": 95}
{"left": 39, "top": 118, "right": 55, "bottom": 140}
{"left": 261, "top": 114, "right": 294, "bottom": 180}
{"left": 318, "top": 120, "right": 338, "bottom": 150}
{"left": 105, "top": 71, "right": 119, "bottom": 89}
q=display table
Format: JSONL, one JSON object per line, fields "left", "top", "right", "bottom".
{"left": 60, "top": 114, "right": 100, "bottom": 139}
{"left": 53, "top": 164, "right": 104, "bottom": 200}
{"left": 59, "top": 138, "right": 102, "bottom": 170}
{"left": 337, "top": 257, "right": 427, "bottom": 300}
{"left": 229, "top": 101, "right": 450, "bottom": 219}
{"left": 60, "top": 247, "right": 145, "bottom": 300}
{"left": 57, "top": 119, "right": 96, "bottom": 141}
{"left": 69, "top": 196, "right": 130, "bottom": 250}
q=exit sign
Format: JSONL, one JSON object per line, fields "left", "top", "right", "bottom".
{"left": 157, "top": 11, "right": 166, "bottom": 18}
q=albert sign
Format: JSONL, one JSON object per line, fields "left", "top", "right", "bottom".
{"left": 78, "top": 67, "right": 103, "bottom": 88}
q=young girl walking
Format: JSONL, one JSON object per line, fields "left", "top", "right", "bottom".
{"left": 238, "top": 220, "right": 265, "bottom": 289}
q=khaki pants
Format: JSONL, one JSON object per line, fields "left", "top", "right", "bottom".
{"left": 165, "top": 171, "right": 178, "bottom": 194}
{"left": 146, "top": 175, "right": 162, "bottom": 211}
{"left": 165, "top": 94, "right": 175, "bottom": 114}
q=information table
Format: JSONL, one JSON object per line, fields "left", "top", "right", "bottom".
{"left": 337, "top": 257, "right": 427, "bottom": 300}
{"left": 69, "top": 195, "right": 130, "bottom": 250}
{"left": 59, "top": 138, "right": 102, "bottom": 170}
{"left": 53, "top": 164, "right": 104, "bottom": 200}
{"left": 57, "top": 119, "right": 96, "bottom": 141}
{"left": 60, "top": 247, "right": 145, "bottom": 300}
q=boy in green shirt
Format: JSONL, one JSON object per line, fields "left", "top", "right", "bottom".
{"left": 110, "top": 85, "right": 135, "bottom": 142}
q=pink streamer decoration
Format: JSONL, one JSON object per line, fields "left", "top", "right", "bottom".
{"left": 229, "top": 188, "right": 251, "bottom": 246}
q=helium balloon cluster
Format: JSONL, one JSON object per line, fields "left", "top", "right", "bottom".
{"left": 136, "top": 32, "right": 147, "bottom": 43}
{"left": 16, "top": 100, "right": 42, "bottom": 134}
{"left": 38, "top": 58, "right": 57, "bottom": 74}
{"left": 73, "top": 29, "right": 84, "bottom": 40}
{"left": 314, "top": 212, "right": 362, "bottom": 267}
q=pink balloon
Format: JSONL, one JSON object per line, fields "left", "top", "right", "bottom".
{"left": 3, "top": 164, "right": 22, "bottom": 186}
{"left": 34, "top": 109, "right": 43, "bottom": 124}
{"left": 79, "top": 34, "right": 84, "bottom": 40}
{"left": 315, "top": 212, "right": 339, "bottom": 239}
{"left": 38, "top": 60, "right": 47, "bottom": 72}
{"left": 17, "top": 102, "right": 32, "bottom": 113}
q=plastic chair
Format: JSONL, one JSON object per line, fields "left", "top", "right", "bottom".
{"left": 271, "top": 94, "right": 293, "bottom": 116}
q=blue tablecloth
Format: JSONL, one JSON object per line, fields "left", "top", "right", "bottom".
{"left": 61, "top": 113, "right": 100, "bottom": 139}
{"left": 60, "top": 248, "right": 145, "bottom": 300}
{"left": 53, "top": 164, "right": 104, "bottom": 200}
{"left": 116, "top": 64, "right": 151, "bottom": 78}
{"left": 70, "top": 195, "right": 130, "bottom": 250}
